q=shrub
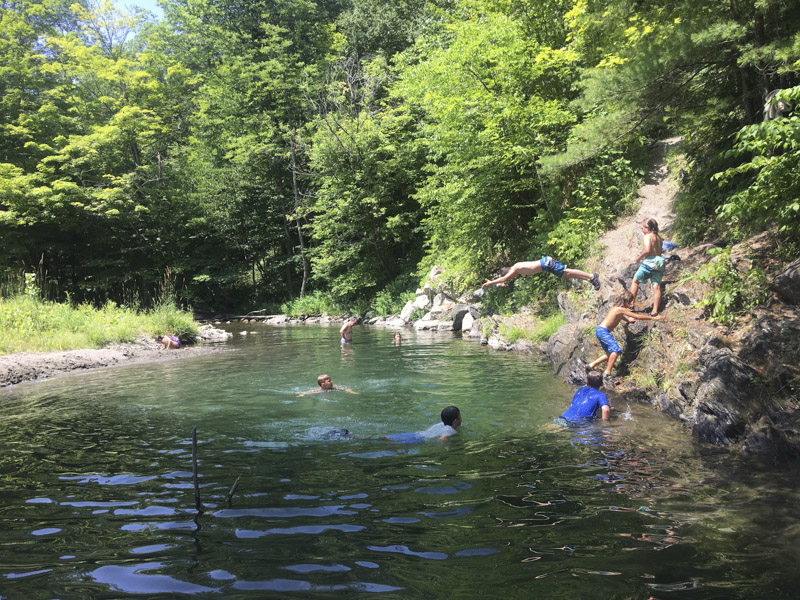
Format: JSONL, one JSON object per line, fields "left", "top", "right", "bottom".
{"left": 695, "top": 248, "right": 770, "bottom": 325}
{"left": 531, "top": 312, "right": 566, "bottom": 342}
{"left": 0, "top": 295, "right": 197, "bottom": 354}
{"left": 281, "top": 291, "right": 344, "bottom": 317}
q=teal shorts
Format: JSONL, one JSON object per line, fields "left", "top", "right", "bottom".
{"left": 634, "top": 256, "right": 665, "bottom": 285}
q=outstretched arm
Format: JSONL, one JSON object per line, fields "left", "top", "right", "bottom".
{"left": 482, "top": 265, "right": 518, "bottom": 288}
{"left": 620, "top": 307, "right": 662, "bottom": 322}
{"left": 632, "top": 310, "right": 663, "bottom": 322}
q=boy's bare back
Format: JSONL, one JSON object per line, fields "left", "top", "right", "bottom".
{"left": 600, "top": 306, "right": 633, "bottom": 331}
{"left": 643, "top": 231, "right": 663, "bottom": 257}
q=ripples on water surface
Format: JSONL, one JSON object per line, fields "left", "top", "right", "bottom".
{"left": 1, "top": 325, "right": 799, "bottom": 599}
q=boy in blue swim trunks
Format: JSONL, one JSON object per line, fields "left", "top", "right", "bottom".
{"left": 561, "top": 371, "right": 609, "bottom": 420}
{"left": 482, "top": 257, "right": 600, "bottom": 290}
{"left": 630, "top": 218, "right": 665, "bottom": 316}
{"left": 588, "top": 290, "right": 662, "bottom": 382}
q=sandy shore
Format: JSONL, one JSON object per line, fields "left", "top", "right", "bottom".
{"left": 0, "top": 339, "right": 230, "bottom": 389}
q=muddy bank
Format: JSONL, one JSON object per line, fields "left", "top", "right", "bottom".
{"left": 0, "top": 338, "right": 230, "bottom": 389}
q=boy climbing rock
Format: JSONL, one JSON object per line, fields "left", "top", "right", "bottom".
{"left": 588, "top": 290, "right": 663, "bottom": 383}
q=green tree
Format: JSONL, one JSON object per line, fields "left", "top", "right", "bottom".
{"left": 307, "top": 56, "right": 425, "bottom": 299}
{"left": 394, "top": 0, "right": 581, "bottom": 281}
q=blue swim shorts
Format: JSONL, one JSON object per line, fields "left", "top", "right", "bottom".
{"left": 595, "top": 326, "right": 622, "bottom": 354}
{"left": 387, "top": 432, "right": 424, "bottom": 444}
{"left": 540, "top": 256, "right": 566, "bottom": 278}
{"left": 634, "top": 256, "right": 665, "bottom": 285}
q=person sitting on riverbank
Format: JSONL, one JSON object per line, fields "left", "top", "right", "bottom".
{"left": 340, "top": 317, "right": 358, "bottom": 344}
{"left": 482, "top": 257, "right": 600, "bottom": 291}
{"left": 156, "top": 335, "right": 180, "bottom": 349}
{"left": 630, "top": 218, "right": 665, "bottom": 316}
{"left": 387, "top": 406, "right": 462, "bottom": 443}
{"left": 588, "top": 291, "right": 663, "bottom": 383}
{"left": 298, "top": 374, "right": 355, "bottom": 396}
{"left": 561, "top": 371, "right": 610, "bottom": 421}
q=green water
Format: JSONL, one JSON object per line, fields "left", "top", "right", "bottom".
{"left": 1, "top": 324, "right": 798, "bottom": 599}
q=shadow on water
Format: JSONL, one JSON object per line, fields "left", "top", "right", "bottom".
{"left": 1, "top": 324, "right": 799, "bottom": 599}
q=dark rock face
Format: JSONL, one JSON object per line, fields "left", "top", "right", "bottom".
{"left": 542, "top": 323, "right": 594, "bottom": 384}
{"left": 690, "top": 342, "right": 759, "bottom": 446}
{"left": 421, "top": 233, "right": 800, "bottom": 458}
{"left": 772, "top": 258, "right": 800, "bottom": 304}
{"left": 547, "top": 236, "right": 800, "bottom": 458}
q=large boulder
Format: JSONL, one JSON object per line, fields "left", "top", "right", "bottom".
{"left": 197, "top": 324, "right": 233, "bottom": 341}
{"left": 399, "top": 300, "right": 415, "bottom": 322}
{"left": 413, "top": 294, "right": 432, "bottom": 310}
{"left": 772, "top": 258, "right": 800, "bottom": 304}
{"left": 451, "top": 305, "right": 480, "bottom": 331}
{"left": 462, "top": 315, "right": 483, "bottom": 338}
{"left": 384, "top": 316, "right": 406, "bottom": 328}
{"left": 541, "top": 322, "right": 597, "bottom": 385}
{"left": 428, "top": 295, "right": 456, "bottom": 319}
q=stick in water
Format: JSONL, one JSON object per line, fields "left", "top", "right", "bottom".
{"left": 192, "top": 427, "right": 202, "bottom": 510}
{"left": 225, "top": 476, "right": 242, "bottom": 503}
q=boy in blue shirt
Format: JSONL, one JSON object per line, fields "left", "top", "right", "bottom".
{"left": 561, "top": 371, "right": 610, "bottom": 421}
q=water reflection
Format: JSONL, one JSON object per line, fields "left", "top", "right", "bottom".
{"left": 1, "top": 326, "right": 799, "bottom": 598}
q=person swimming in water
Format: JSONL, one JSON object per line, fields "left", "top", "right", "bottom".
{"left": 387, "top": 406, "right": 462, "bottom": 443}
{"left": 298, "top": 374, "right": 355, "bottom": 397}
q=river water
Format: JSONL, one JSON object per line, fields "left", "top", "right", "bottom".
{"left": 0, "top": 324, "right": 798, "bottom": 599}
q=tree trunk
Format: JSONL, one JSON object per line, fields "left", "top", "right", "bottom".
{"left": 289, "top": 132, "right": 309, "bottom": 298}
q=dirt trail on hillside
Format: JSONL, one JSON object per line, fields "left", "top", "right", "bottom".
{"left": 594, "top": 136, "right": 681, "bottom": 278}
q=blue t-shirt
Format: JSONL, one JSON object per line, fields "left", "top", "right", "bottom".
{"left": 560, "top": 386, "right": 608, "bottom": 420}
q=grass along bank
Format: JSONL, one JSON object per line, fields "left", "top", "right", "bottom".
{"left": 0, "top": 295, "right": 197, "bottom": 355}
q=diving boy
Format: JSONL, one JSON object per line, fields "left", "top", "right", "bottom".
{"left": 482, "top": 257, "right": 600, "bottom": 290}
{"left": 588, "top": 290, "right": 663, "bottom": 382}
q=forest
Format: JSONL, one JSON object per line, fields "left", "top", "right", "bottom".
{"left": 1, "top": 0, "right": 798, "bottom": 315}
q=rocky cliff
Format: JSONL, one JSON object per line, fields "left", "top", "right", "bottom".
{"left": 541, "top": 232, "right": 800, "bottom": 458}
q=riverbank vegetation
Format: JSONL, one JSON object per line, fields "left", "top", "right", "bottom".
{"left": 1, "top": 0, "right": 798, "bottom": 321}
{"left": 0, "top": 276, "right": 196, "bottom": 354}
